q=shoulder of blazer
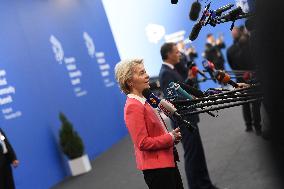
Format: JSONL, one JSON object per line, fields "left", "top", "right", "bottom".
{"left": 124, "top": 97, "right": 145, "bottom": 111}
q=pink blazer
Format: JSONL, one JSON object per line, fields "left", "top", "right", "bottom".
{"left": 124, "top": 97, "right": 175, "bottom": 170}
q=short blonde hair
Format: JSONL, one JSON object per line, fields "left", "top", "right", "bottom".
{"left": 114, "top": 58, "right": 144, "bottom": 94}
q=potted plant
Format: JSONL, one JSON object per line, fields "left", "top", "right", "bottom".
{"left": 59, "top": 112, "right": 92, "bottom": 176}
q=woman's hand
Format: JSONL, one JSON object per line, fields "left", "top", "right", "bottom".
{"left": 12, "top": 160, "right": 19, "bottom": 168}
{"left": 171, "top": 127, "right": 182, "bottom": 144}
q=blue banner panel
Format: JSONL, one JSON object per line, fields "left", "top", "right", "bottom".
{"left": 0, "top": 0, "right": 126, "bottom": 188}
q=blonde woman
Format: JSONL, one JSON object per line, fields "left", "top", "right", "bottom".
{"left": 115, "top": 59, "right": 184, "bottom": 189}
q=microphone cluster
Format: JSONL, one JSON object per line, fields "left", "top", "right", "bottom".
{"left": 169, "top": 83, "right": 263, "bottom": 116}
{"left": 189, "top": 2, "right": 254, "bottom": 41}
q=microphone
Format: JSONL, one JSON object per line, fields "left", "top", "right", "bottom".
{"left": 176, "top": 81, "right": 204, "bottom": 98}
{"left": 169, "top": 82, "right": 194, "bottom": 100}
{"left": 171, "top": 0, "right": 178, "bottom": 4}
{"left": 189, "top": 23, "right": 202, "bottom": 41}
{"left": 219, "top": 6, "right": 243, "bottom": 21}
{"left": 189, "top": 1, "right": 201, "bottom": 21}
{"left": 215, "top": 70, "right": 239, "bottom": 88}
{"left": 149, "top": 80, "right": 160, "bottom": 90}
{"left": 190, "top": 64, "right": 208, "bottom": 79}
{"left": 142, "top": 89, "right": 196, "bottom": 131}
{"left": 170, "top": 82, "right": 216, "bottom": 117}
{"left": 202, "top": 60, "right": 216, "bottom": 82}
{"left": 214, "top": 4, "right": 234, "bottom": 16}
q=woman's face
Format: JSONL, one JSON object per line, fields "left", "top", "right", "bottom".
{"left": 129, "top": 64, "right": 150, "bottom": 94}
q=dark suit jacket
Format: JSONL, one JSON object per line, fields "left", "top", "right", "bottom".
{"left": 159, "top": 64, "right": 199, "bottom": 124}
{"left": 0, "top": 128, "right": 17, "bottom": 167}
{"left": 204, "top": 42, "right": 226, "bottom": 70}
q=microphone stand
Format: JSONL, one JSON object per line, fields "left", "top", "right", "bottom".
{"left": 180, "top": 98, "right": 263, "bottom": 116}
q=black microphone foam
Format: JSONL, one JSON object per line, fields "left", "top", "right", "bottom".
{"left": 142, "top": 88, "right": 152, "bottom": 99}
{"left": 189, "top": 23, "right": 202, "bottom": 41}
{"left": 176, "top": 81, "right": 204, "bottom": 97}
{"left": 189, "top": 1, "right": 201, "bottom": 21}
{"left": 215, "top": 4, "right": 234, "bottom": 16}
{"left": 171, "top": 0, "right": 178, "bottom": 4}
{"left": 220, "top": 6, "right": 243, "bottom": 21}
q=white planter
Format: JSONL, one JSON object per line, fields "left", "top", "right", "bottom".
{"left": 68, "top": 154, "right": 92, "bottom": 176}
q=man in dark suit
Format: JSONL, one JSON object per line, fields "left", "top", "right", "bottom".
{"left": 226, "top": 27, "right": 262, "bottom": 135}
{"left": 204, "top": 34, "right": 226, "bottom": 70}
{"left": 0, "top": 128, "right": 19, "bottom": 189}
{"left": 159, "top": 42, "right": 219, "bottom": 189}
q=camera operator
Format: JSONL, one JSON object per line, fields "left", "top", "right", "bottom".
{"left": 204, "top": 33, "right": 226, "bottom": 70}
{"left": 226, "top": 26, "right": 262, "bottom": 135}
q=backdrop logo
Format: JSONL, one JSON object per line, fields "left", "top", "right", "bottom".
{"left": 145, "top": 24, "right": 166, "bottom": 44}
{"left": 49, "top": 35, "right": 64, "bottom": 64}
{"left": 83, "top": 32, "right": 96, "bottom": 58}
{"left": 164, "top": 30, "right": 186, "bottom": 43}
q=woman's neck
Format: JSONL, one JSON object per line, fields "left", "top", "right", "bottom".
{"left": 130, "top": 90, "right": 143, "bottom": 98}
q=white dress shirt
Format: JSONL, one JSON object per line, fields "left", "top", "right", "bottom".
{"left": 0, "top": 131, "right": 8, "bottom": 154}
{"left": 127, "top": 93, "right": 174, "bottom": 140}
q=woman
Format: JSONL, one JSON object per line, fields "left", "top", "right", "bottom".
{"left": 0, "top": 128, "right": 19, "bottom": 189}
{"left": 115, "top": 58, "right": 184, "bottom": 189}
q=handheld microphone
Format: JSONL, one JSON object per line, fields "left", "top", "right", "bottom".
{"left": 190, "top": 64, "right": 208, "bottom": 79}
{"left": 202, "top": 60, "right": 216, "bottom": 82}
{"left": 189, "top": 1, "right": 201, "bottom": 21}
{"left": 142, "top": 89, "right": 196, "bottom": 131}
{"left": 189, "top": 23, "right": 202, "bottom": 41}
{"left": 215, "top": 70, "right": 239, "bottom": 88}
{"left": 149, "top": 80, "right": 160, "bottom": 90}
{"left": 169, "top": 82, "right": 194, "bottom": 100}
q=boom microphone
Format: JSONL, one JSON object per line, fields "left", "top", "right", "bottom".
{"left": 220, "top": 6, "right": 243, "bottom": 21}
{"left": 189, "top": 1, "right": 201, "bottom": 21}
{"left": 189, "top": 23, "right": 202, "bottom": 41}
{"left": 214, "top": 4, "right": 234, "bottom": 16}
{"left": 171, "top": 0, "right": 178, "bottom": 4}
{"left": 142, "top": 88, "right": 196, "bottom": 131}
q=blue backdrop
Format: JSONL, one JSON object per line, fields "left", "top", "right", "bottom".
{"left": 102, "top": 0, "right": 249, "bottom": 90}
{"left": 0, "top": 0, "right": 252, "bottom": 188}
{"left": 0, "top": 0, "right": 126, "bottom": 188}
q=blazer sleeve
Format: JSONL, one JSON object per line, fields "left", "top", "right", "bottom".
{"left": 125, "top": 103, "right": 173, "bottom": 151}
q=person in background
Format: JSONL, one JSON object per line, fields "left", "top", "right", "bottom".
{"left": 115, "top": 58, "right": 184, "bottom": 189}
{"left": 226, "top": 26, "right": 262, "bottom": 136}
{"left": 159, "top": 42, "right": 220, "bottom": 189}
{"left": 0, "top": 127, "right": 19, "bottom": 189}
{"left": 204, "top": 33, "right": 226, "bottom": 70}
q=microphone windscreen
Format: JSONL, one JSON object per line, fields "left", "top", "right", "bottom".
{"left": 189, "top": 1, "right": 201, "bottom": 21}
{"left": 177, "top": 81, "right": 204, "bottom": 97}
{"left": 189, "top": 23, "right": 202, "bottom": 41}
{"left": 149, "top": 81, "right": 160, "bottom": 90}
{"left": 142, "top": 88, "right": 152, "bottom": 99}
{"left": 171, "top": 0, "right": 178, "bottom": 4}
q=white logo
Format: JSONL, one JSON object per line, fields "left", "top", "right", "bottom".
{"left": 164, "top": 30, "right": 186, "bottom": 43}
{"left": 83, "top": 32, "right": 96, "bottom": 58}
{"left": 49, "top": 35, "right": 64, "bottom": 64}
{"left": 145, "top": 24, "right": 166, "bottom": 44}
{"left": 235, "top": 0, "right": 250, "bottom": 13}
